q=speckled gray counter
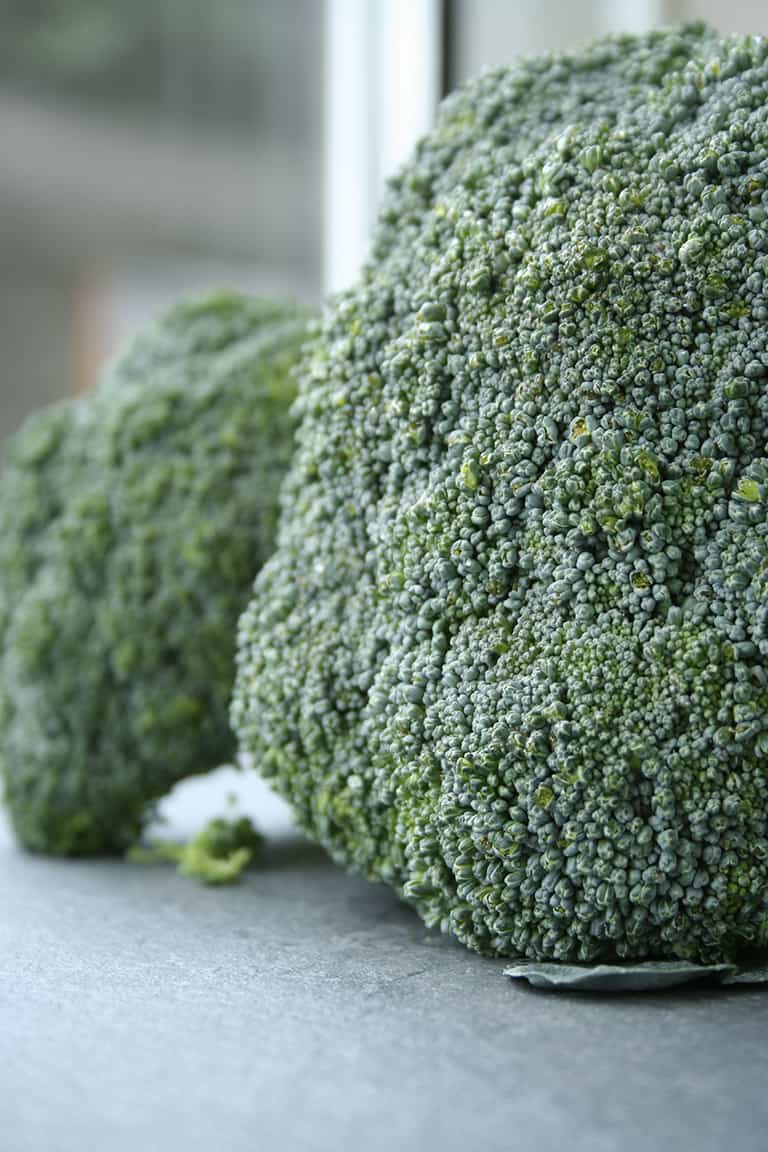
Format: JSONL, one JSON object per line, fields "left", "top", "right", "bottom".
{"left": 1, "top": 770, "right": 766, "bottom": 1152}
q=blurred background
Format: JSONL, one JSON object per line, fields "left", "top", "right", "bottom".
{"left": 0, "top": 0, "right": 767, "bottom": 440}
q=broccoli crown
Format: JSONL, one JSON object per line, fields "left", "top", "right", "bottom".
{"left": 1, "top": 292, "right": 311, "bottom": 855}
{"left": 233, "top": 25, "right": 768, "bottom": 965}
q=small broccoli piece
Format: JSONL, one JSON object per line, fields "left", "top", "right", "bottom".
{"left": 128, "top": 815, "right": 264, "bottom": 885}
{"left": 1, "top": 292, "right": 312, "bottom": 855}
{"left": 233, "top": 26, "right": 768, "bottom": 967}
{"left": 178, "top": 816, "right": 264, "bottom": 885}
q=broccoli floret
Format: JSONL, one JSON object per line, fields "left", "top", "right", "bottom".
{"left": 1, "top": 292, "right": 312, "bottom": 855}
{"left": 128, "top": 815, "right": 264, "bottom": 885}
{"left": 233, "top": 25, "right": 768, "bottom": 966}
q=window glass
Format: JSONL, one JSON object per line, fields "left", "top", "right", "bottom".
{"left": 0, "top": 1, "right": 324, "bottom": 436}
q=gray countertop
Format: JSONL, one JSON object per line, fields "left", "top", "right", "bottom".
{"left": 1, "top": 769, "right": 766, "bottom": 1152}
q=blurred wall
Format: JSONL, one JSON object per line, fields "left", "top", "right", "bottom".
{"left": 669, "top": 0, "right": 768, "bottom": 33}
{"left": 450, "top": 0, "right": 664, "bottom": 77}
{"left": 450, "top": 0, "right": 768, "bottom": 80}
{"left": 0, "top": 0, "right": 323, "bottom": 441}
{"left": 0, "top": 274, "right": 74, "bottom": 436}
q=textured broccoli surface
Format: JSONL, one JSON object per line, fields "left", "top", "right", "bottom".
{"left": 1, "top": 292, "right": 311, "bottom": 855}
{"left": 233, "top": 26, "right": 768, "bottom": 966}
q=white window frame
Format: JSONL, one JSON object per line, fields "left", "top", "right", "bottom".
{"left": 324, "top": 0, "right": 444, "bottom": 295}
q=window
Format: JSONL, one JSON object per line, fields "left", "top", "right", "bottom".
{"left": 0, "top": 0, "right": 323, "bottom": 435}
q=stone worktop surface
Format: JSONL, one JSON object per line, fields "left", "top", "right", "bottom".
{"left": 1, "top": 769, "right": 766, "bottom": 1152}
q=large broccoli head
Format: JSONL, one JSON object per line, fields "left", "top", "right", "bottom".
{"left": 233, "top": 26, "right": 768, "bottom": 966}
{"left": 1, "top": 292, "right": 311, "bottom": 855}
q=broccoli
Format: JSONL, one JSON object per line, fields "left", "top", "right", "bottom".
{"left": 128, "top": 814, "right": 264, "bottom": 886}
{"left": 1, "top": 292, "right": 311, "bottom": 856}
{"left": 233, "top": 25, "right": 768, "bottom": 968}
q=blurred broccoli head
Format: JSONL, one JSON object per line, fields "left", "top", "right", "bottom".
{"left": 1, "top": 292, "right": 312, "bottom": 855}
{"left": 233, "top": 26, "right": 768, "bottom": 966}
